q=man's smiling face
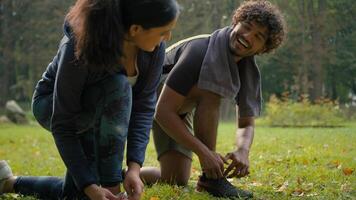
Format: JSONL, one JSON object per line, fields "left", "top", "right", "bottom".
{"left": 229, "top": 20, "right": 268, "bottom": 58}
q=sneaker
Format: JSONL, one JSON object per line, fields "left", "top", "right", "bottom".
{"left": 196, "top": 174, "right": 253, "bottom": 199}
{"left": 0, "top": 160, "right": 13, "bottom": 194}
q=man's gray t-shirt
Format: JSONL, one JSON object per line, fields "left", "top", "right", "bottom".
{"left": 163, "top": 36, "right": 262, "bottom": 117}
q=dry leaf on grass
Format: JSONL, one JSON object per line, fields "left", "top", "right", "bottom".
{"left": 327, "top": 160, "right": 341, "bottom": 168}
{"left": 276, "top": 181, "right": 288, "bottom": 192}
{"left": 342, "top": 167, "right": 354, "bottom": 176}
{"left": 291, "top": 188, "right": 304, "bottom": 197}
{"left": 250, "top": 181, "right": 263, "bottom": 187}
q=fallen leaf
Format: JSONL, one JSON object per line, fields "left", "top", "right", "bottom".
{"left": 150, "top": 197, "right": 159, "bottom": 200}
{"left": 291, "top": 188, "right": 304, "bottom": 197}
{"left": 250, "top": 181, "right": 263, "bottom": 187}
{"left": 191, "top": 167, "right": 200, "bottom": 175}
{"left": 342, "top": 167, "right": 354, "bottom": 176}
{"left": 276, "top": 181, "right": 288, "bottom": 192}
{"left": 327, "top": 160, "right": 341, "bottom": 168}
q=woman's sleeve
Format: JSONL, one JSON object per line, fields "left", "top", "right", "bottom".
{"left": 126, "top": 42, "right": 165, "bottom": 166}
{"left": 51, "top": 37, "right": 98, "bottom": 190}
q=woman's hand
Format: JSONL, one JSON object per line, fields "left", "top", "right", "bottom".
{"left": 123, "top": 162, "right": 144, "bottom": 200}
{"left": 84, "top": 184, "right": 121, "bottom": 200}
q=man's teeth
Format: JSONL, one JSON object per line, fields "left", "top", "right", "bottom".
{"left": 238, "top": 38, "right": 249, "bottom": 48}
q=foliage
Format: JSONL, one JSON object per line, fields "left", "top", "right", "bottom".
{"left": 0, "top": 123, "right": 355, "bottom": 199}
{"left": 342, "top": 106, "right": 356, "bottom": 121}
{"left": 0, "top": 0, "right": 355, "bottom": 106}
{"left": 265, "top": 92, "right": 344, "bottom": 127}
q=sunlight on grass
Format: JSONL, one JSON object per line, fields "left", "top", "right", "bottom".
{"left": 0, "top": 122, "right": 355, "bottom": 199}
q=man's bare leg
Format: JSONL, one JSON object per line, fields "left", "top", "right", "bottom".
{"left": 140, "top": 150, "right": 191, "bottom": 186}
{"left": 138, "top": 167, "right": 161, "bottom": 185}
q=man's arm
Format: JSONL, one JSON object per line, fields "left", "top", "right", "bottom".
{"left": 224, "top": 105, "right": 255, "bottom": 178}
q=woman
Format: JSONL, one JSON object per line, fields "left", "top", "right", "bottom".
{"left": 0, "top": 0, "right": 179, "bottom": 199}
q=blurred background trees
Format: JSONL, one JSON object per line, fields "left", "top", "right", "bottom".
{"left": 0, "top": 0, "right": 355, "bottom": 120}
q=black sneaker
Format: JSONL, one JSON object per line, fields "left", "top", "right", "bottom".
{"left": 196, "top": 174, "right": 253, "bottom": 199}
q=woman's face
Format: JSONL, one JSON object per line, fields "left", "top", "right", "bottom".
{"left": 129, "top": 17, "right": 178, "bottom": 52}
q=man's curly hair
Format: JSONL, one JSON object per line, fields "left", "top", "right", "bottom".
{"left": 232, "top": 0, "right": 287, "bottom": 53}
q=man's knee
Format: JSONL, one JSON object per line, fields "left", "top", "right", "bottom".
{"left": 160, "top": 171, "right": 189, "bottom": 186}
{"left": 159, "top": 150, "right": 191, "bottom": 186}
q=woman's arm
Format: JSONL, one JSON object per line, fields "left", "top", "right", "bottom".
{"left": 51, "top": 37, "right": 98, "bottom": 191}
{"left": 126, "top": 43, "right": 165, "bottom": 166}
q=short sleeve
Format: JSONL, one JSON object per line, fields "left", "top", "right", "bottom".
{"left": 164, "top": 38, "right": 209, "bottom": 96}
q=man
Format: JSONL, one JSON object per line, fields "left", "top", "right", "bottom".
{"left": 141, "top": 0, "right": 286, "bottom": 199}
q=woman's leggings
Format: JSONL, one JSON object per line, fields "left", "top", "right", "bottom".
{"left": 14, "top": 73, "right": 132, "bottom": 199}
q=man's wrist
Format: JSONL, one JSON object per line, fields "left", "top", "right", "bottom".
{"left": 194, "top": 144, "right": 211, "bottom": 158}
{"left": 236, "top": 147, "right": 250, "bottom": 154}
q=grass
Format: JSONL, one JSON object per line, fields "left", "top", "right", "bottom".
{"left": 0, "top": 121, "right": 355, "bottom": 200}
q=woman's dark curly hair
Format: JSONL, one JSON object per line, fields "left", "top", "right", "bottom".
{"left": 232, "top": 0, "right": 287, "bottom": 53}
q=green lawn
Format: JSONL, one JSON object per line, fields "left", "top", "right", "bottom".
{"left": 0, "top": 122, "right": 355, "bottom": 200}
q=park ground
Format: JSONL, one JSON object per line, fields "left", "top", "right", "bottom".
{"left": 0, "top": 122, "right": 355, "bottom": 200}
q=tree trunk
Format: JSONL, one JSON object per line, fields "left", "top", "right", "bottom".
{"left": 0, "top": 0, "right": 15, "bottom": 106}
{"left": 308, "top": 0, "right": 326, "bottom": 101}
{"left": 298, "top": 0, "right": 310, "bottom": 96}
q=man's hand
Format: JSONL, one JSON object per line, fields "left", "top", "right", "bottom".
{"left": 223, "top": 149, "right": 250, "bottom": 178}
{"left": 84, "top": 184, "right": 121, "bottom": 200}
{"left": 198, "top": 150, "right": 227, "bottom": 179}
{"left": 123, "top": 163, "right": 144, "bottom": 200}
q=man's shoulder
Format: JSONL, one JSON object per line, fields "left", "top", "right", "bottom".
{"left": 166, "top": 34, "right": 210, "bottom": 53}
{"left": 168, "top": 36, "right": 210, "bottom": 64}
